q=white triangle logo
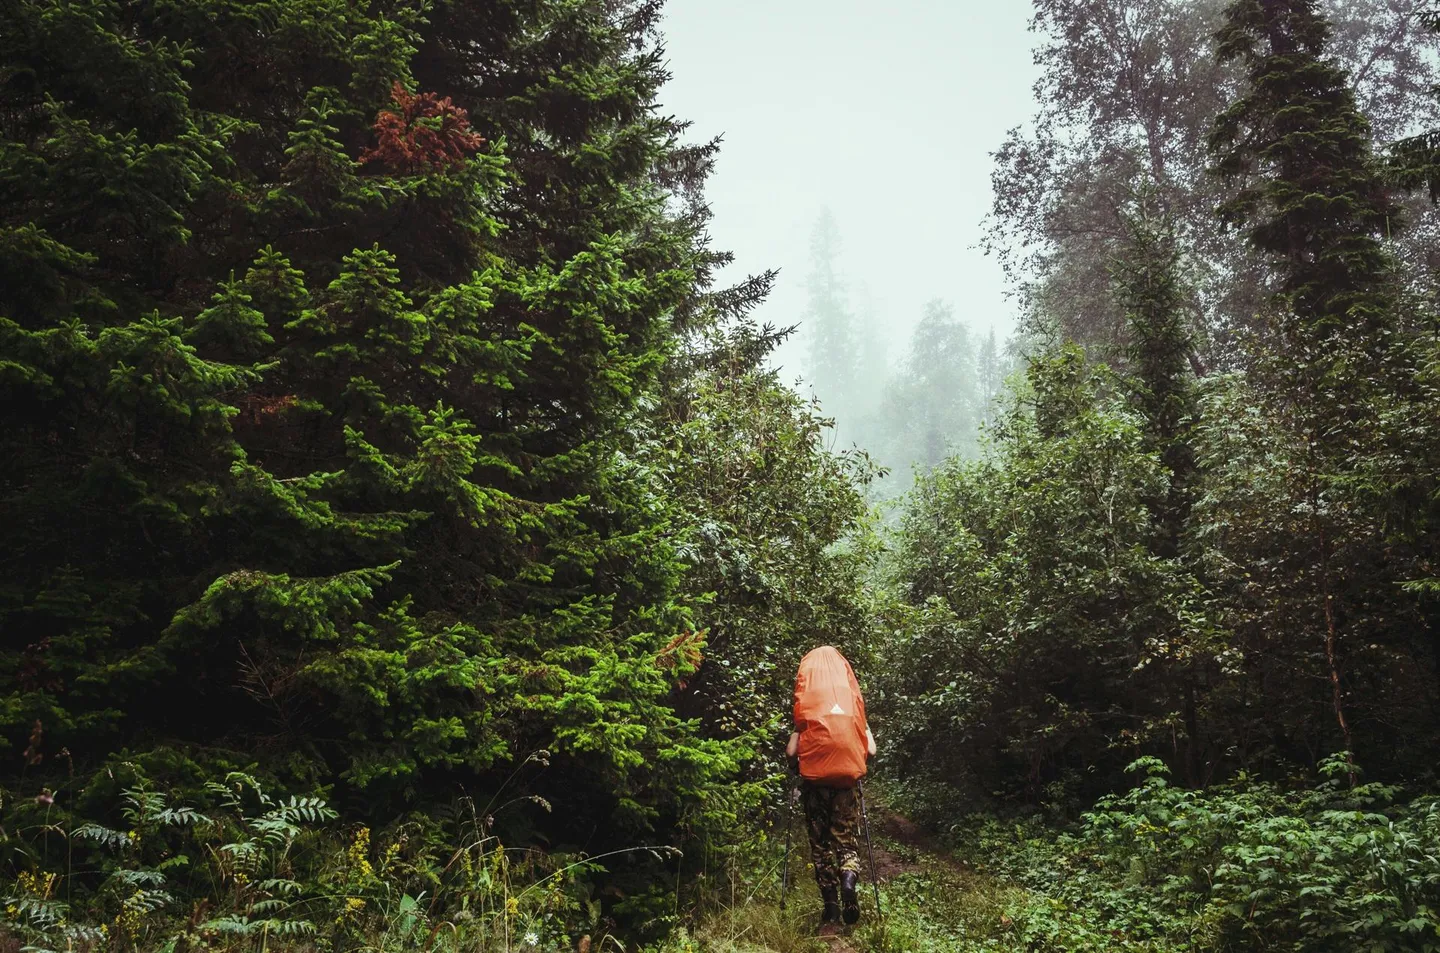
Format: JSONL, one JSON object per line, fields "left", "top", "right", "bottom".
{"left": 830, "top": 703, "right": 845, "bottom": 715}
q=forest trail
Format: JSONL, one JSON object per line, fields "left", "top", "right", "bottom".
{"left": 726, "top": 799, "right": 1010, "bottom": 953}
{"left": 869, "top": 810, "right": 952, "bottom": 879}
{"left": 815, "top": 809, "right": 929, "bottom": 953}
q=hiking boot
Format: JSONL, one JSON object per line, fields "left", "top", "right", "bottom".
{"left": 820, "top": 885, "right": 841, "bottom": 926}
{"left": 840, "top": 870, "right": 860, "bottom": 924}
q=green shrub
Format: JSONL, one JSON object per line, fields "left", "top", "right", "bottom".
{"left": 971, "top": 757, "right": 1440, "bottom": 952}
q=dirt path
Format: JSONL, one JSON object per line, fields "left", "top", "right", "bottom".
{"left": 820, "top": 932, "right": 861, "bottom": 952}
{"left": 868, "top": 811, "right": 928, "bottom": 879}
{"left": 815, "top": 807, "right": 968, "bottom": 952}
{"left": 870, "top": 805, "right": 971, "bottom": 879}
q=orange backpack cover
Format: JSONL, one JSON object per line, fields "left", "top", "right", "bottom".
{"left": 793, "top": 646, "right": 868, "bottom": 786}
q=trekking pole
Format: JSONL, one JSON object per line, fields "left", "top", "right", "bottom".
{"left": 779, "top": 777, "right": 795, "bottom": 910}
{"left": 857, "top": 778, "right": 882, "bottom": 918}
{"left": 777, "top": 771, "right": 800, "bottom": 915}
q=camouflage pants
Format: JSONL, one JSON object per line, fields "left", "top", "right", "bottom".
{"left": 801, "top": 781, "right": 861, "bottom": 892}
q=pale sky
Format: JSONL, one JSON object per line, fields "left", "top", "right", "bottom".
{"left": 659, "top": 0, "right": 1042, "bottom": 380}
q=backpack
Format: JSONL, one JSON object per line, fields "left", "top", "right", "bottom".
{"left": 793, "top": 645, "right": 868, "bottom": 786}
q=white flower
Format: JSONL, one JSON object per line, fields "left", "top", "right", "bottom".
{"left": 523, "top": 932, "right": 540, "bottom": 947}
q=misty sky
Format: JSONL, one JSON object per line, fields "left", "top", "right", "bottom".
{"left": 659, "top": 1, "right": 1041, "bottom": 380}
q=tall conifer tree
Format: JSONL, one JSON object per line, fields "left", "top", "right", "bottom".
{"left": 1210, "top": 0, "right": 1400, "bottom": 383}
{"left": 0, "top": 0, "right": 746, "bottom": 866}
{"left": 1205, "top": 0, "right": 1433, "bottom": 772}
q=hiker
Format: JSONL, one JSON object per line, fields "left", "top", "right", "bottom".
{"left": 786, "top": 645, "right": 876, "bottom": 929}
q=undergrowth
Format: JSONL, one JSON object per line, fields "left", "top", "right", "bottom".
{"left": 0, "top": 764, "right": 681, "bottom": 953}
{"left": 10, "top": 756, "right": 1437, "bottom": 952}
{"left": 950, "top": 755, "right": 1440, "bottom": 953}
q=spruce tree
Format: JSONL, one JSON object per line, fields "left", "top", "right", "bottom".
{"left": 0, "top": 0, "right": 747, "bottom": 875}
{"left": 976, "top": 329, "right": 1002, "bottom": 424}
{"left": 1205, "top": 0, "right": 1434, "bottom": 773}
{"left": 1209, "top": 0, "right": 1401, "bottom": 385}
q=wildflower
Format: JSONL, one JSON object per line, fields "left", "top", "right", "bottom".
{"left": 116, "top": 901, "right": 145, "bottom": 942}
{"left": 16, "top": 870, "right": 56, "bottom": 899}
{"left": 347, "top": 827, "right": 374, "bottom": 880}
{"left": 505, "top": 896, "right": 519, "bottom": 915}
{"left": 523, "top": 931, "right": 539, "bottom": 946}
{"left": 335, "top": 896, "right": 365, "bottom": 925}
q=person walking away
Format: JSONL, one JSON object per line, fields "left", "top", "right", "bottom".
{"left": 786, "top": 645, "right": 876, "bottom": 929}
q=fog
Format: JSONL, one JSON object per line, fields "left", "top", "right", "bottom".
{"left": 660, "top": 1, "right": 1040, "bottom": 451}
{"left": 656, "top": 1, "right": 1041, "bottom": 485}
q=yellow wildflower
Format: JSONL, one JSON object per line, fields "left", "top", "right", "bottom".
{"left": 16, "top": 870, "right": 56, "bottom": 899}
{"left": 116, "top": 902, "right": 145, "bottom": 943}
{"left": 347, "top": 827, "right": 374, "bottom": 880}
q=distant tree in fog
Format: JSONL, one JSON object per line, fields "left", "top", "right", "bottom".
{"left": 803, "top": 209, "right": 861, "bottom": 431}
{"left": 976, "top": 328, "right": 1002, "bottom": 426}
{"left": 876, "top": 300, "right": 981, "bottom": 480}
{"left": 851, "top": 283, "right": 890, "bottom": 432}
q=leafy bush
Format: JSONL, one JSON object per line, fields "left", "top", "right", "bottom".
{"left": 880, "top": 347, "right": 1219, "bottom": 805}
{"left": 969, "top": 757, "right": 1440, "bottom": 952}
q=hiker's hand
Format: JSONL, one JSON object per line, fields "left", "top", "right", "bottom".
{"left": 786, "top": 753, "right": 799, "bottom": 774}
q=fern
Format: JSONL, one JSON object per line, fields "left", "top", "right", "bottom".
{"left": 249, "top": 815, "right": 300, "bottom": 848}
{"left": 262, "top": 918, "right": 317, "bottom": 936}
{"left": 120, "top": 787, "right": 168, "bottom": 825}
{"left": 73, "top": 822, "right": 128, "bottom": 849}
{"left": 4, "top": 895, "right": 67, "bottom": 929}
{"left": 120, "top": 887, "right": 174, "bottom": 914}
{"left": 218, "top": 839, "right": 264, "bottom": 874}
{"left": 114, "top": 868, "right": 167, "bottom": 887}
{"left": 155, "top": 806, "right": 208, "bottom": 828}
{"left": 274, "top": 795, "right": 337, "bottom": 826}
{"left": 256, "top": 878, "right": 303, "bottom": 896}
{"left": 200, "top": 914, "right": 318, "bottom": 937}
{"left": 10, "top": 773, "right": 348, "bottom": 951}
{"left": 200, "top": 915, "right": 261, "bottom": 935}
